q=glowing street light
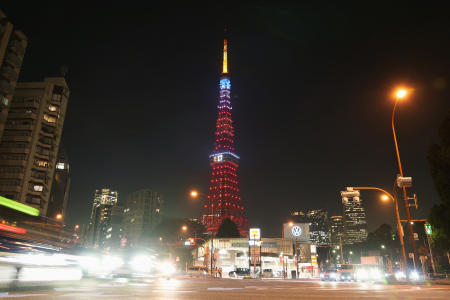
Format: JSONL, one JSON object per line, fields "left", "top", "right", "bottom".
{"left": 395, "top": 88, "right": 408, "bottom": 99}
{"left": 56, "top": 214, "right": 63, "bottom": 220}
{"left": 391, "top": 85, "right": 418, "bottom": 266}
{"left": 381, "top": 195, "right": 390, "bottom": 202}
{"left": 288, "top": 221, "right": 294, "bottom": 227}
{"left": 190, "top": 190, "right": 199, "bottom": 198}
{"left": 182, "top": 225, "right": 188, "bottom": 231}
{"left": 349, "top": 251, "right": 353, "bottom": 255}
{"left": 381, "top": 244, "right": 386, "bottom": 249}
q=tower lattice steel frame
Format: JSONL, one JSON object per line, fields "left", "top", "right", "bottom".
{"left": 201, "top": 38, "right": 249, "bottom": 237}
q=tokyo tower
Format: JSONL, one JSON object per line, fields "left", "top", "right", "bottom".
{"left": 201, "top": 37, "right": 249, "bottom": 237}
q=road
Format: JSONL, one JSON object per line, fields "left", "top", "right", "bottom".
{"left": 1, "top": 277, "right": 450, "bottom": 299}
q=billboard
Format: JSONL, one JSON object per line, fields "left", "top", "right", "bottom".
{"left": 249, "top": 228, "right": 261, "bottom": 240}
{"left": 283, "top": 223, "right": 310, "bottom": 243}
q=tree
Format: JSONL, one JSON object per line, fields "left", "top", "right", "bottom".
{"left": 216, "top": 218, "right": 240, "bottom": 238}
{"left": 427, "top": 110, "right": 450, "bottom": 253}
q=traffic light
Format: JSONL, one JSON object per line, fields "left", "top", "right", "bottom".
{"left": 425, "top": 223, "right": 432, "bottom": 235}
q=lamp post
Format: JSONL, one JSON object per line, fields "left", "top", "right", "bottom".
{"left": 349, "top": 186, "right": 407, "bottom": 275}
{"left": 189, "top": 190, "right": 214, "bottom": 277}
{"left": 391, "top": 88, "right": 418, "bottom": 267}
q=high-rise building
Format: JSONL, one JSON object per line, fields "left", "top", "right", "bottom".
{"left": 201, "top": 37, "right": 248, "bottom": 237}
{"left": 104, "top": 205, "right": 124, "bottom": 251}
{"left": 291, "top": 209, "right": 330, "bottom": 246}
{"left": 0, "top": 77, "right": 69, "bottom": 215}
{"left": 87, "top": 188, "right": 118, "bottom": 248}
{"left": 330, "top": 215, "right": 344, "bottom": 247}
{"left": 0, "top": 11, "right": 28, "bottom": 143}
{"left": 341, "top": 188, "right": 368, "bottom": 244}
{"left": 122, "top": 189, "right": 162, "bottom": 247}
{"left": 46, "top": 147, "right": 70, "bottom": 222}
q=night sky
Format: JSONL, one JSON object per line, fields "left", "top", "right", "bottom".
{"left": 3, "top": 2, "right": 449, "bottom": 236}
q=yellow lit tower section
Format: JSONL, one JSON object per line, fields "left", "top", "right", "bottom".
{"left": 201, "top": 38, "right": 249, "bottom": 237}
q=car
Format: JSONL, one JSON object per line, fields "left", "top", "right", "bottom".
{"left": 320, "top": 269, "right": 339, "bottom": 281}
{"left": 229, "top": 268, "right": 250, "bottom": 278}
{"left": 261, "top": 269, "right": 275, "bottom": 278}
{"left": 338, "top": 264, "right": 357, "bottom": 281}
{"left": 187, "top": 266, "right": 208, "bottom": 277}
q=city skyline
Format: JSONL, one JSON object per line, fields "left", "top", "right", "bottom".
{"left": 1, "top": 3, "right": 449, "bottom": 237}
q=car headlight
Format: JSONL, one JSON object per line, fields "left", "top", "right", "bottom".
{"left": 130, "top": 255, "right": 153, "bottom": 273}
{"left": 101, "top": 255, "right": 124, "bottom": 270}
{"left": 395, "top": 271, "right": 406, "bottom": 280}
{"left": 158, "top": 262, "right": 175, "bottom": 276}
{"left": 409, "top": 271, "right": 420, "bottom": 281}
{"left": 370, "top": 269, "right": 382, "bottom": 280}
{"left": 356, "top": 269, "right": 368, "bottom": 280}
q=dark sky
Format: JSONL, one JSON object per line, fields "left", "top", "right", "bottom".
{"left": 3, "top": 2, "right": 449, "bottom": 236}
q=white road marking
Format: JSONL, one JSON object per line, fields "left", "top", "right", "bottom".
{"left": 208, "top": 287, "right": 244, "bottom": 291}
{"left": 0, "top": 293, "right": 48, "bottom": 298}
{"left": 59, "top": 293, "right": 131, "bottom": 297}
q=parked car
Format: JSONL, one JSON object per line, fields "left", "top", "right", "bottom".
{"left": 187, "top": 266, "right": 208, "bottom": 277}
{"left": 229, "top": 268, "right": 250, "bottom": 278}
{"left": 261, "top": 269, "right": 275, "bottom": 278}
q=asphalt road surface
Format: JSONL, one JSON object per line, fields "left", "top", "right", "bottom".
{"left": 1, "top": 277, "right": 450, "bottom": 299}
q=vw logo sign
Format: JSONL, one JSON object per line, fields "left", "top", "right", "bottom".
{"left": 291, "top": 225, "right": 302, "bottom": 237}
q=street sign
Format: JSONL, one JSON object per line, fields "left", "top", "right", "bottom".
{"left": 397, "top": 176, "right": 412, "bottom": 188}
{"left": 249, "top": 228, "right": 261, "bottom": 240}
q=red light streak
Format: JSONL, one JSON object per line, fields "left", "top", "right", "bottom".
{"left": 0, "top": 224, "right": 26, "bottom": 234}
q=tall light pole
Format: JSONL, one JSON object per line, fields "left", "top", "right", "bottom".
{"left": 350, "top": 186, "right": 407, "bottom": 275}
{"left": 189, "top": 190, "right": 214, "bottom": 277}
{"left": 391, "top": 88, "right": 417, "bottom": 268}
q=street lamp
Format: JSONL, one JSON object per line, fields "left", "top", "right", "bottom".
{"left": 381, "top": 245, "right": 386, "bottom": 249}
{"left": 392, "top": 87, "right": 418, "bottom": 266}
{"left": 182, "top": 225, "right": 188, "bottom": 231}
{"left": 56, "top": 214, "right": 62, "bottom": 220}
{"left": 349, "top": 187, "right": 407, "bottom": 275}
{"left": 190, "top": 190, "right": 199, "bottom": 198}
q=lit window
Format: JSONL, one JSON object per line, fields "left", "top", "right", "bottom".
{"left": 35, "top": 160, "right": 49, "bottom": 167}
{"left": 155, "top": 209, "right": 160, "bottom": 213}
{"left": 43, "top": 114, "right": 56, "bottom": 123}
{"left": 33, "top": 185, "right": 43, "bottom": 192}
{"left": 48, "top": 105, "right": 57, "bottom": 112}
{"left": 56, "top": 162, "right": 65, "bottom": 170}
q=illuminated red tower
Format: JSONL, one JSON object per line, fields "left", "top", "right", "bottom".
{"left": 201, "top": 38, "right": 249, "bottom": 237}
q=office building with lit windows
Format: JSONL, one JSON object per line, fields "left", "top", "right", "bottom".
{"left": 330, "top": 215, "right": 345, "bottom": 247}
{"left": 341, "top": 189, "right": 368, "bottom": 244}
{"left": 0, "top": 10, "right": 28, "bottom": 143}
{"left": 0, "top": 77, "right": 69, "bottom": 216}
{"left": 46, "top": 147, "right": 70, "bottom": 221}
{"left": 122, "top": 189, "right": 162, "bottom": 247}
{"left": 291, "top": 209, "right": 330, "bottom": 246}
{"left": 87, "top": 188, "right": 119, "bottom": 248}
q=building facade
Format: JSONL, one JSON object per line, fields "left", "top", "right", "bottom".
{"left": 88, "top": 188, "right": 119, "bottom": 248}
{"left": 192, "top": 237, "right": 318, "bottom": 278}
{"left": 329, "top": 215, "right": 344, "bottom": 247}
{"left": 104, "top": 205, "right": 124, "bottom": 251}
{"left": 46, "top": 147, "right": 70, "bottom": 221}
{"left": 0, "top": 77, "right": 69, "bottom": 215}
{"left": 201, "top": 37, "right": 248, "bottom": 236}
{"left": 291, "top": 209, "right": 330, "bottom": 246}
{"left": 0, "top": 11, "right": 28, "bottom": 143}
{"left": 122, "top": 189, "right": 162, "bottom": 247}
{"left": 341, "top": 188, "right": 368, "bottom": 244}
